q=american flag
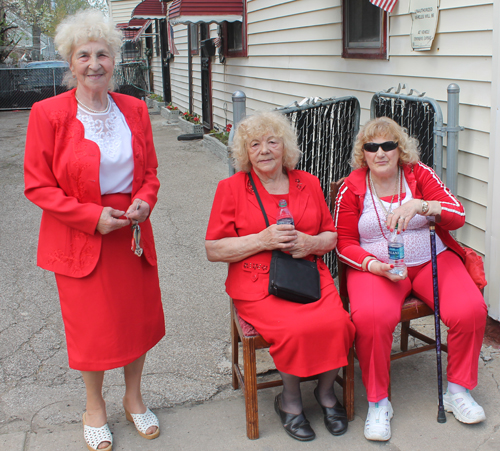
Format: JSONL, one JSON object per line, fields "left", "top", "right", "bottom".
{"left": 167, "top": 21, "right": 179, "bottom": 55}
{"left": 369, "top": 0, "right": 398, "bottom": 13}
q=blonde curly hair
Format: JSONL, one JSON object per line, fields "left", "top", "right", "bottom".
{"left": 231, "top": 111, "right": 301, "bottom": 173}
{"left": 350, "top": 117, "right": 420, "bottom": 169}
{"left": 55, "top": 10, "right": 123, "bottom": 89}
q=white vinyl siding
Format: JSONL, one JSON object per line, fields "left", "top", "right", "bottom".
{"left": 115, "top": 0, "right": 499, "bottom": 316}
{"left": 109, "top": 0, "right": 140, "bottom": 25}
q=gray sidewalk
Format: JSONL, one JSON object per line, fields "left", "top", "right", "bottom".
{"left": 0, "top": 109, "right": 499, "bottom": 451}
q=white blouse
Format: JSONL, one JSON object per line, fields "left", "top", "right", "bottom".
{"left": 359, "top": 175, "right": 447, "bottom": 267}
{"left": 77, "top": 95, "right": 134, "bottom": 195}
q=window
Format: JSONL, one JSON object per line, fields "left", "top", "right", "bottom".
{"left": 343, "top": 0, "right": 387, "bottom": 59}
{"left": 189, "top": 23, "right": 199, "bottom": 55}
{"left": 221, "top": 1, "right": 247, "bottom": 58}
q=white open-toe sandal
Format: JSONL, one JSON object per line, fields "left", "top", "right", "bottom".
{"left": 125, "top": 408, "right": 160, "bottom": 440}
{"left": 83, "top": 413, "right": 112, "bottom": 451}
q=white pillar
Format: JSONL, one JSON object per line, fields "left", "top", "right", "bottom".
{"left": 485, "top": 1, "right": 500, "bottom": 320}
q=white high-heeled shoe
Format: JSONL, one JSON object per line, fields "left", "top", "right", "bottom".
{"left": 125, "top": 407, "right": 160, "bottom": 440}
{"left": 83, "top": 412, "right": 112, "bottom": 451}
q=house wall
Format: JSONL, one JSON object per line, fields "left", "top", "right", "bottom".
{"left": 109, "top": 0, "right": 140, "bottom": 25}
{"left": 112, "top": 0, "right": 499, "bottom": 316}
{"left": 485, "top": 0, "right": 500, "bottom": 320}
{"left": 168, "top": 0, "right": 496, "bottom": 315}
{"left": 170, "top": 0, "right": 491, "bottom": 250}
{"left": 169, "top": 25, "right": 203, "bottom": 114}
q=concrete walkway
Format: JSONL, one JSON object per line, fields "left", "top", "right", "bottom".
{"left": 0, "top": 108, "right": 499, "bottom": 451}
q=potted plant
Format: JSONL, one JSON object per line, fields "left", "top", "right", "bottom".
{"left": 203, "top": 124, "right": 232, "bottom": 162}
{"left": 178, "top": 111, "right": 204, "bottom": 134}
{"left": 147, "top": 93, "right": 164, "bottom": 112}
{"left": 160, "top": 103, "right": 181, "bottom": 122}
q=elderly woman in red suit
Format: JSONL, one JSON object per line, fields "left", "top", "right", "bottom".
{"left": 205, "top": 111, "right": 355, "bottom": 442}
{"left": 334, "top": 117, "right": 487, "bottom": 442}
{"left": 23, "top": 10, "right": 164, "bottom": 451}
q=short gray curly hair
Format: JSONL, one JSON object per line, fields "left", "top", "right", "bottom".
{"left": 55, "top": 9, "right": 123, "bottom": 89}
{"left": 231, "top": 111, "right": 301, "bottom": 173}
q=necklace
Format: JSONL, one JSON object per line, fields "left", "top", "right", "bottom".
{"left": 369, "top": 167, "right": 400, "bottom": 216}
{"left": 75, "top": 94, "right": 110, "bottom": 114}
{"left": 368, "top": 167, "right": 402, "bottom": 240}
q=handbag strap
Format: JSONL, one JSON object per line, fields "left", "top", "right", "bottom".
{"left": 248, "top": 172, "right": 270, "bottom": 228}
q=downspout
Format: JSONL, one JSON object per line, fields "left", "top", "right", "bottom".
{"left": 188, "top": 25, "right": 193, "bottom": 114}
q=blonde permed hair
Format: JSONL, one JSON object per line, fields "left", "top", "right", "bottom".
{"left": 350, "top": 117, "right": 421, "bottom": 169}
{"left": 55, "top": 10, "right": 123, "bottom": 89}
{"left": 231, "top": 111, "right": 301, "bottom": 173}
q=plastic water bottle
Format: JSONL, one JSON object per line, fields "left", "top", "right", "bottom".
{"left": 277, "top": 199, "right": 294, "bottom": 225}
{"left": 388, "top": 225, "right": 406, "bottom": 276}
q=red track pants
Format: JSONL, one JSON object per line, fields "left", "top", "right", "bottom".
{"left": 346, "top": 250, "right": 487, "bottom": 402}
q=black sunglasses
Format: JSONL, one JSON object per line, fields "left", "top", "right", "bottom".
{"left": 363, "top": 141, "right": 398, "bottom": 153}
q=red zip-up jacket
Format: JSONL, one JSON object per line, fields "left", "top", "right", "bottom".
{"left": 334, "top": 162, "right": 466, "bottom": 271}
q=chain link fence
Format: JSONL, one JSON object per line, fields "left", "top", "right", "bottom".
{"left": 0, "top": 62, "right": 151, "bottom": 111}
{"left": 0, "top": 67, "right": 69, "bottom": 110}
{"left": 277, "top": 96, "right": 361, "bottom": 275}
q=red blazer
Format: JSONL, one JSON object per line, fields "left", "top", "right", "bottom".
{"left": 206, "top": 168, "right": 336, "bottom": 301}
{"left": 24, "top": 89, "right": 160, "bottom": 277}
{"left": 334, "top": 162, "right": 466, "bottom": 271}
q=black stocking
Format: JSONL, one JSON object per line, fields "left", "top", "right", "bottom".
{"left": 279, "top": 371, "right": 303, "bottom": 415}
{"left": 315, "top": 368, "right": 340, "bottom": 408}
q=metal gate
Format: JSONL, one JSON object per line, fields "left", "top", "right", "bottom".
{"left": 113, "top": 62, "right": 150, "bottom": 99}
{"left": 371, "top": 85, "right": 444, "bottom": 178}
{"left": 277, "top": 96, "right": 361, "bottom": 274}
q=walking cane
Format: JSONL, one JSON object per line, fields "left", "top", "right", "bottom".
{"left": 429, "top": 221, "right": 447, "bottom": 423}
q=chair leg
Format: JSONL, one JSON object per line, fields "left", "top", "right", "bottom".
{"left": 231, "top": 309, "right": 239, "bottom": 390}
{"left": 400, "top": 320, "right": 410, "bottom": 352}
{"left": 343, "top": 347, "right": 355, "bottom": 421}
{"left": 242, "top": 336, "right": 259, "bottom": 440}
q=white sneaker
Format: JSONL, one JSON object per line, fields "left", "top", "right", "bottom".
{"left": 443, "top": 389, "right": 486, "bottom": 424}
{"left": 364, "top": 401, "right": 394, "bottom": 441}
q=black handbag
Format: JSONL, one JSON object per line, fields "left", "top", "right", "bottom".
{"left": 248, "top": 173, "right": 321, "bottom": 304}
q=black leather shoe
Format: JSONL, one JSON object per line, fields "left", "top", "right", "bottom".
{"left": 314, "top": 387, "right": 348, "bottom": 436}
{"left": 274, "top": 393, "right": 316, "bottom": 441}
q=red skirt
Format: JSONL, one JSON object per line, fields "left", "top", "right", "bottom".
{"left": 233, "top": 282, "right": 355, "bottom": 377}
{"left": 55, "top": 193, "right": 165, "bottom": 371}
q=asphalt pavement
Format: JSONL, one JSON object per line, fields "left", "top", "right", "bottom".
{"left": 0, "top": 107, "right": 499, "bottom": 451}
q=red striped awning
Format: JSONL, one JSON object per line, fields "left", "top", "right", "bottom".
{"left": 117, "top": 19, "right": 152, "bottom": 42}
{"left": 132, "top": 0, "right": 168, "bottom": 19}
{"left": 169, "top": 0, "right": 242, "bottom": 25}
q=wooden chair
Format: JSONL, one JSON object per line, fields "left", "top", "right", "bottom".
{"left": 231, "top": 298, "right": 355, "bottom": 440}
{"left": 330, "top": 178, "right": 448, "bottom": 401}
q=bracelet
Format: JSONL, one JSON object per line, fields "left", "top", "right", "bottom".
{"left": 367, "top": 259, "right": 378, "bottom": 273}
{"left": 421, "top": 200, "right": 429, "bottom": 215}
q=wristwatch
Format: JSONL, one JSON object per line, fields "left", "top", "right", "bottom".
{"left": 421, "top": 200, "right": 429, "bottom": 215}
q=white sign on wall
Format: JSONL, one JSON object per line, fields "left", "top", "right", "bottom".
{"left": 410, "top": 0, "right": 439, "bottom": 51}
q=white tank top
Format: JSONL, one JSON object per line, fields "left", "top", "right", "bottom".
{"left": 359, "top": 175, "right": 446, "bottom": 266}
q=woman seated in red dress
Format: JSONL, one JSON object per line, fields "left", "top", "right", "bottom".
{"left": 24, "top": 10, "right": 165, "bottom": 451}
{"left": 205, "top": 111, "right": 355, "bottom": 442}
